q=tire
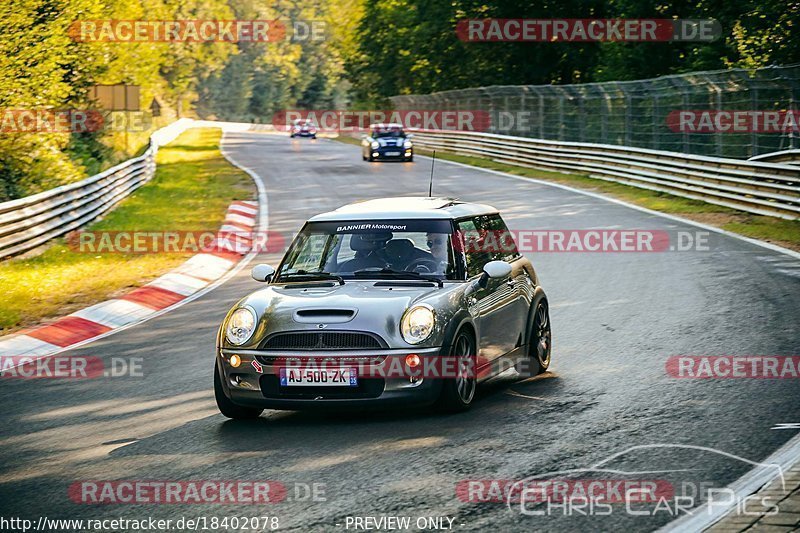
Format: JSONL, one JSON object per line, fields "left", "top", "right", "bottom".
{"left": 408, "top": 157, "right": 414, "bottom": 162}
{"left": 517, "top": 298, "right": 551, "bottom": 377}
{"left": 436, "top": 330, "right": 477, "bottom": 412}
{"left": 290, "top": 134, "right": 295, "bottom": 138}
{"left": 214, "top": 363, "right": 263, "bottom": 419}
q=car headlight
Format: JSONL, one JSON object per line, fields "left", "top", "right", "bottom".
{"left": 403, "top": 140, "right": 413, "bottom": 148}
{"left": 225, "top": 307, "right": 257, "bottom": 345}
{"left": 371, "top": 141, "right": 379, "bottom": 149}
{"left": 401, "top": 305, "right": 435, "bottom": 344}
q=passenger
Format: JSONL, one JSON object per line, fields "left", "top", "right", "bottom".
{"left": 426, "top": 233, "right": 450, "bottom": 274}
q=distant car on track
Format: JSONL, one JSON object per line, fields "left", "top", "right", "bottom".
{"left": 214, "top": 197, "right": 551, "bottom": 419}
{"left": 361, "top": 123, "right": 414, "bottom": 162}
{"left": 290, "top": 118, "right": 317, "bottom": 139}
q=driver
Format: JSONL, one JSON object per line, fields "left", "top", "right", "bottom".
{"left": 426, "top": 232, "right": 450, "bottom": 274}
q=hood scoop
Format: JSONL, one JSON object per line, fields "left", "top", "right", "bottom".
{"left": 374, "top": 281, "right": 437, "bottom": 288}
{"left": 293, "top": 308, "right": 357, "bottom": 323}
{"left": 282, "top": 282, "right": 337, "bottom": 289}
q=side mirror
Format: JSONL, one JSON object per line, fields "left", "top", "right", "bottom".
{"left": 251, "top": 264, "right": 275, "bottom": 282}
{"left": 478, "top": 260, "right": 512, "bottom": 288}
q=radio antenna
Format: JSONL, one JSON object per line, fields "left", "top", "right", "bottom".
{"left": 428, "top": 150, "right": 436, "bottom": 197}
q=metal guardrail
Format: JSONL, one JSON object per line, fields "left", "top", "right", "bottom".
{"left": 750, "top": 149, "right": 800, "bottom": 166}
{"left": 0, "top": 118, "right": 196, "bottom": 260}
{"left": 411, "top": 130, "right": 800, "bottom": 220}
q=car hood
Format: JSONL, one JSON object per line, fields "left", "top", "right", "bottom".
{"left": 235, "top": 280, "right": 455, "bottom": 349}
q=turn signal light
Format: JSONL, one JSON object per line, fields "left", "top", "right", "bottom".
{"left": 405, "top": 354, "right": 421, "bottom": 367}
{"left": 229, "top": 354, "right": 241, "bottom": 368}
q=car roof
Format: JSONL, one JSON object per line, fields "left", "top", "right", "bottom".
{"left": 308, "top": 197, "right": 499, "bottom": 222}
{"left": 370, "top": 123, "right": 404, "bottom": 129}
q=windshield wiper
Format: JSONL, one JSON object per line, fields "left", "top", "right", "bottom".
{"left": 278, "top": 271, "right": 345, "bottom": 285}
{"left": 352, "top": 268, "right": 443, "bottom": 287}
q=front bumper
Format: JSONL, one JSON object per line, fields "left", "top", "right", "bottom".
{"left": 371, "top": 147, "right": 413, "bottom": 160}
{"left": 217, "top": 347, "right": 443, "bottom": 411}
{"left": 291, "top": 131, "right": 316, "bottom": 137}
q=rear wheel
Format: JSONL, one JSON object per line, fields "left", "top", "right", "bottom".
{"left": 436, "top": 330, "right": 476, "bottom": 412}
{"left": 517, "top": 299, "right": 551, "bottom": 377}
{"left": 214, "top": 364, "right": 263, "bottom": 419}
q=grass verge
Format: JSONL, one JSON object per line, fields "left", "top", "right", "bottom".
{"left": 0, "top": 128, "right": 254, "bottom": 335}
{"left": 331, "top": 135, "right": 800, "bottom": 251}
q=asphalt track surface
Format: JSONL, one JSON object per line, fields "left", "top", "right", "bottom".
{"left": 0, "top": 131, "right": 798, "bottom": 532}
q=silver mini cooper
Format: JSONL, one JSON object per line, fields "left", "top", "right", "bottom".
{"left": 215, "top": 197, "right": 551, "bottom": 418}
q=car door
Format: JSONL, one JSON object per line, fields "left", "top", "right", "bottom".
{"left": 456, "top": 216, "right": 520, "bottom": 362}
{"left": 477, "top": 214, "right": 529, "bottom": 352}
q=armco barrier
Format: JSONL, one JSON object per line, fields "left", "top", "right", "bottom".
{"left": 410, "top": 129, "right": 800, "bottom": 220}
{"left": 0, "top": 118, "right": 197, "bottom": 260}
{"left": 750, "top": 149, "right": 800, "bottom": 166}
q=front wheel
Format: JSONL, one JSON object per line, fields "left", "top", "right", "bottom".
{"left": 517, "top": 299, "right": 551, "bottom": 377}
{"left": 214, "top": 364, "right": 263, "bottom": 419}
{"left": 436, "top": 330, "right": 477, "bottom": 412}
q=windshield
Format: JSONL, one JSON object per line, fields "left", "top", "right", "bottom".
{"left": 277, "top": 220, "right": 460, "bottom": 281}
{"left": 372, "top": 127, "right": 405, "bottom": 138}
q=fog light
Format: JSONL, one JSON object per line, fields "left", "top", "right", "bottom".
{"left": 229, "top": 354, "right": 241, "bottom": 368}
{"left": 372, "top": 152, "right": 379, "bottom": 157}
{"left": 405, "top": 353, "right": 420, "bottom": 368}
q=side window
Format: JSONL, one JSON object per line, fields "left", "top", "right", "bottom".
{"left": 456, "top": 218, "right": 492, "bottom": 278}
{"left": 477, "top": 214, "right": 519, "bottom": 262}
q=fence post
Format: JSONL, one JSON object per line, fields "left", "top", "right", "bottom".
{"left": 714, "top": 84, "right": 723, "bottom": 156}
{"left": 652, "top": 94, "right": 659, "bottom": 150}
{"left": 625, "top": 93, "right": 632, "bottom": 146}
{"left": 751, "top": 85, "right": 759, "bottom": 156}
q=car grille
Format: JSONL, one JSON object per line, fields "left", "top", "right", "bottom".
{"left": 255, "top": 354, "right": 386, "bottom": 365}
{"left": 259, "top": 331, "right": 385, "bottom": 351}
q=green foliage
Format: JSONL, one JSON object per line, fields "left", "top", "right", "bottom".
{"left": 195, "top": 0, "right": 356, "bottom": 121}
{"left": 0, "top": 0, "right": 235, "bottom": 201}
{"left": 345, "top": 0, "right": 800, "bottom": 102}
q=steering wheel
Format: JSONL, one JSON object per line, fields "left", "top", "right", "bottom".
{"left": 406, "top": 258, "right": 440, "bottom": 274}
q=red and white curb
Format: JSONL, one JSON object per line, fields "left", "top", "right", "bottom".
{"left": 0, "top": 200, "right": 258, "bottom": 359}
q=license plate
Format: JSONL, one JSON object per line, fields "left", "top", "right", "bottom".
{"left": 279, "top": 367, "right": 358, "bottom": 387}
{"left": 385, "top": 151, "right": 400, "bottom": 156}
